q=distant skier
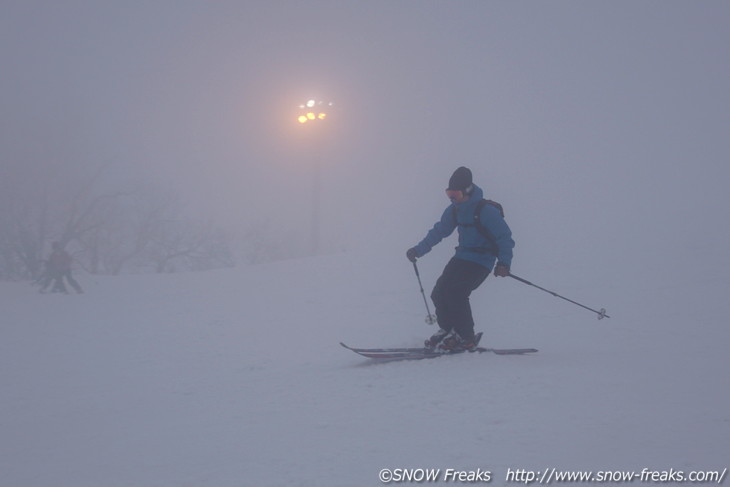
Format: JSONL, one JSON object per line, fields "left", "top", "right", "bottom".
{"left": 406, "top": 167, "right": 514, "bottom": 351}
{"left": 40, "top": 242, "right": 83, "bottom": 294}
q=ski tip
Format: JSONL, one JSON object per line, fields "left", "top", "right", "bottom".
{"left": 340, "top": 342, "right": 359, "bottom": 352}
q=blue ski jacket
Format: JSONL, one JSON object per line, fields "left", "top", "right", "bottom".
{"left": 413, "top": 184, "right": 514, "bottom": 270}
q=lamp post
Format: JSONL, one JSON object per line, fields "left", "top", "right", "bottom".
{"left": 297, "top": 99, "right": 333, "bottom": 255}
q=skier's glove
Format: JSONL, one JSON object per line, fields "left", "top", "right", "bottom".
{"left": 494, "top": 262, "right": 510, "bottom": 277}
{"left": 406, "top": 247, "right": 418, "bottom": 263}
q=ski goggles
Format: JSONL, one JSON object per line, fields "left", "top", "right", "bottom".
{"left": 446, "top": 189, "right": 464, "bottom": 202}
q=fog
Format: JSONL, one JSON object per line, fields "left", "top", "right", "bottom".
{"left": 2, "top": 1, "right": 729, "bottom": 275}
{"left": 2, "top": 3, "right": 730, "bottom": 483}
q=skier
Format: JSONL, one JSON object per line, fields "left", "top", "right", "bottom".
{"left": 406, "top": 167, "right": 514, "bottom": 351}
{"left": 40, "top": 242, "right": 83, "bottom": 294}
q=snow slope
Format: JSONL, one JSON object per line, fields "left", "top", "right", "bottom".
{"left": 1, "top": 246, "right": 728, "bottom": 487}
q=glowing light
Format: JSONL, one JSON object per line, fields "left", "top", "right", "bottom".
{"left": 297, "top": 99, "right": 333, "bottom": 124}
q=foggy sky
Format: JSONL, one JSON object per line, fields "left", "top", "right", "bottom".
{"left": 2, "top": 1, "right": 729, "bottom": 275}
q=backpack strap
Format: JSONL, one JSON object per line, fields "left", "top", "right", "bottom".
{"left": 453, "top": 199, "right": 504, "bottom": 255}
{"left": 482, "top": 199, "right": 504, "bottom": 218}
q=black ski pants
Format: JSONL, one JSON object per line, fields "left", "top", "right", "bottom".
{"left": 431, "top": 257, "right": 490, "bottom": 341}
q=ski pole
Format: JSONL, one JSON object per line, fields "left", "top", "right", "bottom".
{"left": 412, "top": 261, "right": 437, "bottom": 325}
{"left": 508, "top": 273, "right": 610, "bottom": 320}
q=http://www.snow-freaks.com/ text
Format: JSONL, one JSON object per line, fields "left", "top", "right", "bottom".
{"left": 377, "top": 467, "right": 728, "bottom": 484}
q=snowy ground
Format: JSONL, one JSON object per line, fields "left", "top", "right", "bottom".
{"left": 1, "top": 246, "right": 728, "bottom": 487}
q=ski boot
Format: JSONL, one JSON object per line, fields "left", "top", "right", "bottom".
{"left": 424, "top": 328, "right": 450, "bottom": 349}
{"left": 438, "top": 332, "right": 483, "bottom": 352}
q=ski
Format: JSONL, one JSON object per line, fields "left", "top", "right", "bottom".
{"left": 478, "top": 347, "right": 539, "bottom": 355}
{"left": 340, "top": 345, "right": 438, "bottom": 360}
{"left": 340, "top": 342, "right": 537, "bottom": 360}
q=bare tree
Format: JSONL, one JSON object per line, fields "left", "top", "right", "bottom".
{"left": 0, "top": 166, "right": 51, "bottom": 280}
{"left": 147, "top": 219, "right": 234, "bottom": 273}
{"left": 1, "top": 162, "right": 236, "bottom": 280}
